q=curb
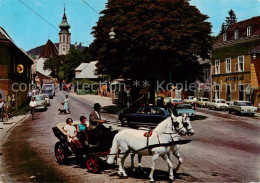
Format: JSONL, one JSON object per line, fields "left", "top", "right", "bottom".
{"left": 0, "top": 112, "right": 30, "bottom": 143}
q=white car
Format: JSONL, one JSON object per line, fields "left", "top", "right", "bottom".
{"left": 209, "top": 99, "right": 228, "bottom": 111}
{"left": 228, "top": 101, "right": 257, "bottom": 116}
{"left": 196, "top": 97, "right": 210, "bottom": 108}
{"left": 183, "top": 96, "right": 194, "bottom": 104}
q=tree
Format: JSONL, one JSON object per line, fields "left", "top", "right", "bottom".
{"left": 44, "top": 47, "right": 91, "bottom": 82}
{"left": 43, "top": 55, "right": 65, "bottom": 82}
{"left": 90, "top": 0, "right": 212, "bottom": 84}
{"left": 225, "top": 9, "right": 237, "bottom": 27}
{"left": 219, "top": 22, "right": 227, "bottom": 35}
{"left": 218, "top": 9, "right": 237, "bottom": 35}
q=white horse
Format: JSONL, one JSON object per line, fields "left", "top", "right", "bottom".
{"left": 130, "top": 114, "right": 195, "bottom": 175}
{"left": 107, "top": 114, "right": 187, "bottom": 182}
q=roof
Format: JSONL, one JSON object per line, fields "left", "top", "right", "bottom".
{"left": 251, "top": 45, "right": 260, "bottom": 54}
{"left": 36, "top": 57, "right": 52, "bottom": 76}
{"left": 39, "top": 39, "right": 59, "bottom": 58}
{"left": 0, "top": 27, "right": 34, "bottom": 64}
{"left": 27, "top": 43, "right": 87, "bottom": 56}
{"left": 75, "top": 63, "right": 88, "bottom": 71}
{"left": 75, "top": 61, "right": 100, "bottom": 79}
{"left": 197, "top": 57, "right": 211, "bottom": 65}
{"left": 215, "top": 16, "right": 260, "bottom": 44}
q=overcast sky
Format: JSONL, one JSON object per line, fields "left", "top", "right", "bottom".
{"left": 0, "top": 0, "right": 259, "bottom": 51}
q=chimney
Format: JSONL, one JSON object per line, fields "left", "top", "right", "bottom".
{"left": 75, "top": 42, "right": 77, "bottom": 49}
{"left": 79, "top": 42, "right": 82, "bottom": 46}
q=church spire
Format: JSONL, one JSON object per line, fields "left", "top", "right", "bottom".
{"left": 58, "top": 6, "right": 71, "bottom": 55}
{"left": 59, "top": 6, "right": 70, "bottom": 34}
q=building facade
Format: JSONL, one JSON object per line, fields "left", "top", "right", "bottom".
{"left": 195, "top": 57, "right": 211, "bottom": 99}
{"left": 212, "top": 16, "right": 260, "bottom": 108}
{"left": 0, "top": 27, "right": 34, "bottom": 110}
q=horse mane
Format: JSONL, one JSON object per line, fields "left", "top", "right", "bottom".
{"left": 153, "top": 117, "right": 171, "bottom": 134}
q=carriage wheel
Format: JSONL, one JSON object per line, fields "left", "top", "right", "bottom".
{"left": 86, "top": 153, "right": 101, "bottom": 173}
{"left": 55, "top": 142, "right": 67, "bottom": 164}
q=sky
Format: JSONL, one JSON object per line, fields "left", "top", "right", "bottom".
{"left": 0, "top": 0, "right": 259, "bottom": 52}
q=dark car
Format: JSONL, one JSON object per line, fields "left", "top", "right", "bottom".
{"left": 118, "top": 106, "right": 170, "bottom": 127}
{"left": 41, "top": 89, "right": 54, "bottom": 99}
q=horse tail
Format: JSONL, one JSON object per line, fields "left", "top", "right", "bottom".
{"left": 107, "top": 134, "right": 119, "bottom": 164}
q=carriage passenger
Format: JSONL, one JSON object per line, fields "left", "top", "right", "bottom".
{"left": 77, "top": 116, "right": 88, "bottom": 132}
{"left": 63, "top": 118, "right": 80, "bottom": 148}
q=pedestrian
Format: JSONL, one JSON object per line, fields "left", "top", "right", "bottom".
{"left": 64, "top": 95, "right": 71, "bottom": 114}
{"left": 0, "top": 98, "right": 5, "bottom": 121}
{"left": 192, "top": 97, "right": 197, "bottom": 110}
{"left": 29, "top": 97, "right": 37, "bottom": 120}
{"left": 27, "top": 90, "right": 32, "bottom": 102}
{"left": 3, "top": 101, "right": 8, "bottom": 121}
{"left": 89, "top": 103, "right": 105, "bottom": 130}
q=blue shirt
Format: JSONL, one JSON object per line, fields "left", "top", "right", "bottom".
{"left": 78, "top": 123, "right": 86, "bottom": 131}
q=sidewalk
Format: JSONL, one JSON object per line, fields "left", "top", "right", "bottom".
{"left": 0, "top": 113, "right": 29, "bottom": 142}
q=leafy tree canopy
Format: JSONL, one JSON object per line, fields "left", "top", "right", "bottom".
{"left": 44, "top": 47, "right": 91, "bottom": 82}
{"left": 90, "top": 0, "right": 212, "bottom": 84}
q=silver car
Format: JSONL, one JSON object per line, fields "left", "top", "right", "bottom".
{"left": 33, "top": 95, "right": 47, "bottom": 110}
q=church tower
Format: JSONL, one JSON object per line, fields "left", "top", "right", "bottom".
{"left": 59, "top": 7, "right": 71, "bottom": 55}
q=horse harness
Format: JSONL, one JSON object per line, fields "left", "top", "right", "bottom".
{"left": 144, "top": 116, "right": 182, "bottom": 155}
{"left": 144, "top": 130, "right": 161, "bottom": 155}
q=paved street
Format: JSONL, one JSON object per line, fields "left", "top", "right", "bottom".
{"left": 1, "top": 91, "right": 260, "bottom": 182}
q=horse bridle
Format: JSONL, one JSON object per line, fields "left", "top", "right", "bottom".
{"left": 170, "top": 116, "right": 185, "bottom": 134}
{"left": 182, "top": 117, "right": 194, "bottom": 133}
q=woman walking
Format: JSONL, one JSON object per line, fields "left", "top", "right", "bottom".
{"left": 64, "top": 95, "right": 71, "bottom": 114}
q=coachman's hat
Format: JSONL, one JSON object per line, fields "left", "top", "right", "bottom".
{"left": 94, "top": 103, "right": 102, "bottom": 109}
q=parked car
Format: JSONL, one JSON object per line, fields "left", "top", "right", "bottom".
{"left": 41, "top": 89, "right": 54, "bottom": 99}
{"left": 42, "top": 84, "right": 55, "bottom": 96}
{"left": 42, "top": 94, "right": 50, "bottom": 106}
{"left": 33, "top": 94, "right": 47, "bottom": 111}
{"left": 173, "top": 103, "right": 195, "bottom": 120}
{"left": 196, "top": 97, "right": 210, "bottom": 108}
{"left": 171, "top": 98, "right": 183, "bottom": 107}
{"left": 209, "top": 99, "right": 228, "bottom": 111}
{"left": 118, "top": 106, "right": 170, "bottom": 127}
{"left": 183, "top": 96, "right": 194, "bottom": 104}
{"left": 228, "top": 101, "right": 257, "bottom": 116}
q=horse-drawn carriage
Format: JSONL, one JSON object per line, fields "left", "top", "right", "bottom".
{"left": 52, "top": 122, "right": 118, "bottom": 173}
{"left": 52, "top": 114, "right": 197, "bottom": 182}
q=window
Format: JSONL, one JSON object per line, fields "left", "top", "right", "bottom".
{"left": 215, "top": 60, "right": 220, "bottom": 74}
{"left": 247, "top": 26, "right": 252, "bottom": 36}
{"left": 234, "top": 29, "right": 239, "bottom": 39}
{"left": 223, "top": 33, "right": 227, "bottom": 41}
{"left": 238, "top": 84, "right": 244, "bottom": 101}
{"left": 225, "top": 58, "right": 231, "bottom": 73}
{"left": 226, "top": 84, "right": 231, "bottom": 101}
{"left": 238, "top": 56, "right": 244, "bottom": 72}
{"left": 63, "top": 35, "right": 65, "bottom": 42}
{"left": 204, "top": 69, "right": 208, "bottom": 81}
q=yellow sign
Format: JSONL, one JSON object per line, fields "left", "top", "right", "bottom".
{"left": 17, "top": 64, "right": 24, "bottom": 73}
